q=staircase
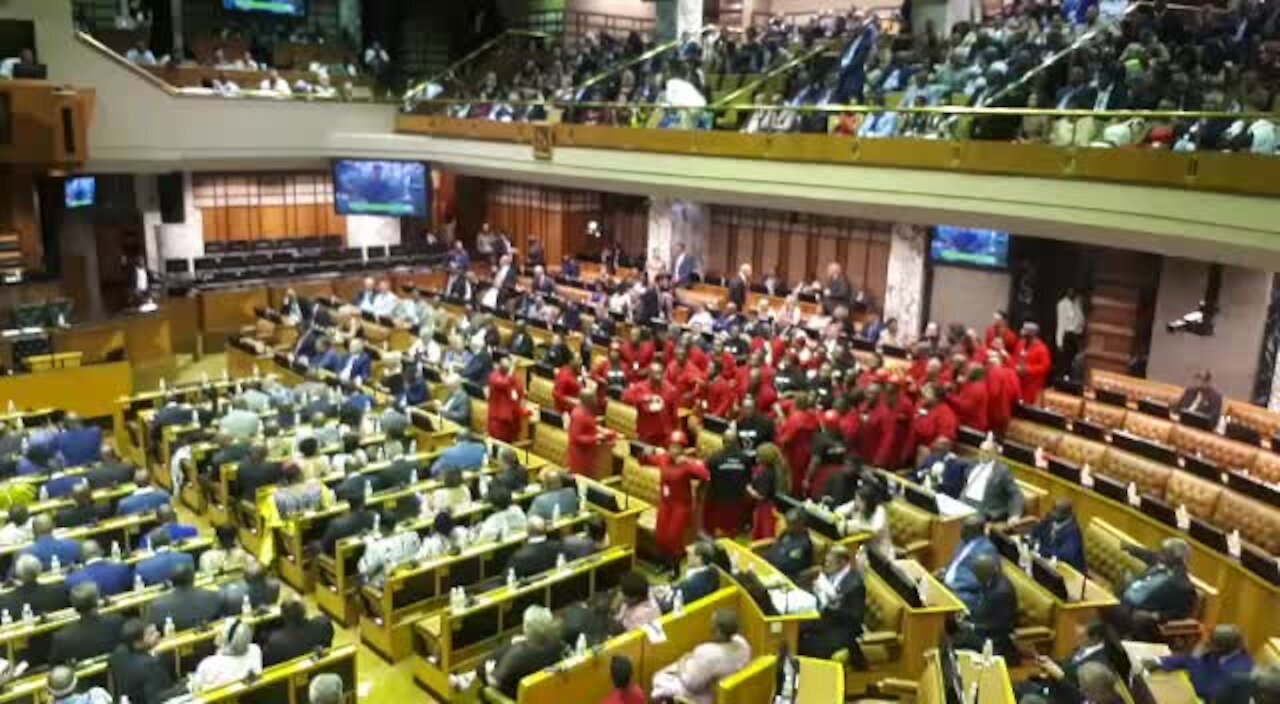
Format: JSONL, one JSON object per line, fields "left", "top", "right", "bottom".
{"left": 1084, "top": 250, "right": 1161, "bottom": 376}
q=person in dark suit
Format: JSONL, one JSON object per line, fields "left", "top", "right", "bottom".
{"left": 219, "top": 559, "right": 281, "bottom": 612}
{"left": 149, "top": 397, "right": 194, "bottom": 460}
{"left": 763, "top": 509, "right": 814, "bottom": 580}
{"left": 143, "top": 504, "right": 198, "bottom": 548}
{"left": 134, "top": 531, "right": 195, "bottom": 586}
{"left": 54, "top": 481, "right": 101, "bottom": 529}
{"left": 48, "top": 582, "right": 125, "bottom": 665}
{"left": 953, "top": 553, "right": 1019, "bottom": 659}
{"left": 54, "top": 415, "right": 101, "bottom": 467}
{"left": 493, "top": 253, "right": 518, "bottom": 297}
{"left": 110, "top": 619, "right": 178, "bottom": 704}
{"left": 508, "top": 324, "right": 535, "bottom": 358}
{"left": 1218, "top": 665, "right": 1280, "bottom": 704}
{"left": 944, "top": 438, "right": 1025, "bottom": 522}
{"left": 317, "top": 493, "right": 375, "bottom": 554}
{"left": 336, "top": 339, "right": 372, "bottom": 385}
{"left": 672, "top": 243, "right": 700, "bottom": 287}
{"left": 0, "top": 554, "right": 68, "bottom": 617}
{"left": 799, "top": 545, "right": 866, "bottom": 665}
{"left": 1017, "top": 620, "right": 1115, "bottom": 704}
{"left": 493, "top": 448, "right": 529, "bottom": 493}
{"left": 461, "top": 339, "right": 494, "bottom": 385}
{"left": 664, "top": 541, "right": 722, "bottom": 609}
{"left": 83, "top": 447, "right": 134, "bottom": 489}
{"left": 235, "top": 445, "right": 282, "bottom": 502}
{"left": 727, "top": 263, "right": 751, "bottom": 309}
{"left": 65, "top": 540, "right": 133, "bottom": 597}
{"left": 820, "top": 262, "right": 853, "bottom": 315}
{"left": 1108, "top": 538, "right": 1197, "bottom": 640}
{"left": 562, "top": 515, "right": 608, "bottom": 560}
{"left": 481, "top": 605, "right": 565, "bottom": 698}
{"left": 1054, "top": 65, "right": 1097, "bottom": 109}
{"left": 263, "top": 597, "right": 335, "bottom": 666}
{"left": 1175, "top": 369, "right": 1224, "bottom": 428}
{"left": 116, "top": 470, "right": 171, "bottom": 516}
{"left": 1030, "top": 499, "right": 1086, "bottom": 571}
{"left": 146, "top": 562, "right": 223, "bottom": 631}
{"left": 940, "top": 517, "right": 1000, "bottom": 612}
{"left": 506, "top": 517, "right": 562, "bottom": 579}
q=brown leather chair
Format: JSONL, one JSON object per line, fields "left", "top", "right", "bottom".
{"left": 1042, "top": 390, "right": 1084, "bottom": 419}
{"left": 1082, "top": 400, "right": 1127, "bottom": 430}
{"left": 1169, "top": 425, "right": 1258, "bottom": 471}
{"left": 1100, "top": 448, "right": 1172, "bottom": 498}
{"left": 1213, "top": 490, "right": 1280, "bottom": 555}
{"left": 1225, "top": 399, "right": 1280, "bottom": 439}
{"left": 1122, "top": 412, "right": 1175, "bottom": 445}
{"left": 1250, "top": 451, "right": 1280, "bottom": 484}
{"left": 1090, "top": 369, "right": 1182, "bottom": 406}
{"left": 1054, "top": 434, "right": 1108, "bottom": 468}
{"left": 1163, "top": 471, "right": 1223, "bottom": 521}
{"left": 1006, "top": 419, "right": 1064, "bottom": 453}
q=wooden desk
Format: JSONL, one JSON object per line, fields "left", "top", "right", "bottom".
{"left": 716, "top": 539, "right": 819, "bottom": 656}
{"left": 54, "top": 309, "right": 172, "bottom": 365}
{"left": 0, "top": 361, "right": 130, "bottom": 419}
{"left": 1050, "top": 561, "right": 1120, "bottom": 659}
{"left": 1121, "top": 641, "right": 1199, "bottom": 704}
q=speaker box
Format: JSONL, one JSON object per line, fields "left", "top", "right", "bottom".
{"left": 157, "top": 172, "right": 185, "bottom": 224}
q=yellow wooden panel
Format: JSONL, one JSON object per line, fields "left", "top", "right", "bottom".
{"left": 0, "top": 362, "right": 131, "bottom": 419}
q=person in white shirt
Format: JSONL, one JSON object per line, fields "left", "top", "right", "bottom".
{"left": 212, "top": 73, "right": 241, "bottom": 97}
{"left": 259, "top": 70, "right": 292, "bottom": 96}
{"left": 1055, "top": 287, "right": 1085, "bottom": 370}
{"left": 358, "top": 511, "right": 422, "bottom": 587}
{"left": 477, "top": 486, "right": 528, "bottom": 542}
{"left": 686, "top": 305, "right": 716, "bottom": 334}
{"left": 431, "top": 468, "right": 472, "bottom": 512}
{"left": 876, "top": 317, "right": 902, "bottom": 349}
{"left": 126, "top": 42, "right": 157, "bottom": 65}
{"left": 834, "top": 485, "right": 892, "bottom": 555}
{"left": 956, "top": 437, "right": 1025, "bottom": 522}
{"left": 371, "top": 280, "right": 400, "bottom": 318}
{"left": 0, "top": 506, "right": 32, "bottom": 547}
{"left": 189, "top": 620, "right": 263, "bottom": 692}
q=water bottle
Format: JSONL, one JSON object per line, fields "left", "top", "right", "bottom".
{"left": 159, "top": 378, "right": 167, "bottom": 392}
{"left": 364, "top": 480, "right": 373, "bottom": 502}
{"left": 556, "top": 553, "right": 566, "bottom": 570}
{"left": 916, "top": 577, "right": 930, "bottom": 606}
{"left": 111, "top": 541, "right": 122, "bottom": 561}
{"left": 241, "top": 594, "right": 252, "bottom": 617}
{"left": 134, "top": 574, "right": 145, "bottom": 592}
{"left": 409, "top": 468, "right": 419, "bottom": 485}
{"left": 672, "top": 589, "right": 684, "bottom": 615}
{"left": 163, "top": 616, "right": 175, "bottom": 638}
{"left": 409, "top": 439, "right": 418, "bottom": 455}
{"left": 50, "top": 555, "right": 60, "bottom": 573}
{"left": 21, "top": 603, "right": 33, "bottom": 624}
{"left": 372, "top": 513, "right": 381, "bottom": 534}
{"left": 1, "top": 609, "right": 11, "bottom": 626}
{"left": 5, "top": 401, "right": 13, "bottom": 413}
{"left": 575, "top": 633, "right": 587, "bottom": 655}
{"left": 506, "top": 568, "right": 517, "bottom": 587}
{"left": 252, "top": 364, "right": 260, "bottom": 379}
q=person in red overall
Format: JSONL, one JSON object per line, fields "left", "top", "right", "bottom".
{"left": 553, "top": 363, "right": 582, "bottom": 414}
{"left": 985, "top": 350, "right": 1022, "bottom": 436}
{"left": 858, "top": 381, "right": 891, "bottom": 462}
{"left": 985, "top": 311, "right": 1019, "bottom": 355}
{"left": 703, "top": 362, "right": 739, "bottom": 418}
{"left": 913, "top": 383, "right": 959, "bottom": 459}
{"left": 947, "top": 361, "right": 990, "bottom": 433}
{"left": 1013, "top": 321, "right": 1052, "bottom": 404}
{"left": 776, "top": 393, "right": 819, "bottom": 492}
{"left": 623, "top": 365, "right": 675, "bottom": 447}
{"left": 592, "top": 346, "right": 630, "bottom": 389}
{"left": 651, "top": 431, "right": 709, "bottom": 564}
{"left": 486, "top": 356, "right": 527, "bottom": 443}
{"left": 568, "top": 390, "right": 614, "bottom": 477}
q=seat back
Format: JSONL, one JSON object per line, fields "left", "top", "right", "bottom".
{"left": 886, "top": 500, "right": 932, "bottom": 547}
{"left": 1083, "top": 519, "right": 1146, "bottom": 588}
{"left": 528, "top": 375, "right": 556, "bottom": 409}
{"left": 1225, "top": 399, "right": 1280, "bottom": 439}
{"left": 1121, "top": 412, "right": 1174, "bottom": 444}
{"left": 1250, "top": 450, "right": 1280, "bottom": 484}
{"left": 1169, "top": 425, "right": 1258, "bottom": 471}
{"left": 1054, "top": 434, "right": 1108, "bottom": 468}
{"left": 1099, "top": 448, "right": 1172, "bottom": 498}
{"left": 531, "top": 422, "right": 570, "bottom": 468}
{"left": 1003, "top": 563, "right": 1056, "bottom": 631}
{"left": 865, "top": 572, "right": 905, "bottom": 634}
{"left": 1041, "top": 390, "right": 1084, "bottom": 418}
{"left": 715, "top": 655, "right": 777, "bottom": 704}
{"left": 1006, "top": 420, "right": 1063, "bottom": 453}
{"left": 469, "top": 398, "right": 489, "bottom": 435}
{"left": 1212, "top": 490, "right": 1280, "bottom": 555}
{"left": 604, "top": 399, "right": 638, "bottom": 438}
{"left": 621, "top": 459, "right": 661, "bottom": 508}
{"left": 1163, "top": 471, "right": 1223, "bottom": 521}
{"left": 1089, "top": 370, "right": 1181, "bottom": 406}
{"left": 1082, "top": 400, "right": 1127, "bottom": 430}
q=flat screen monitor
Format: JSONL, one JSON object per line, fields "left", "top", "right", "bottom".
{"left": 64, "top": 176, "right": 95, "bottom": 209}
{"left": 223, "top": 0, "right": 305, "bottom": 16}
{"left": 930, "top": 226, "right": 1010, "bottom": 269}
{"left": 332, "top": 160, "right": 429, "bottom": 217}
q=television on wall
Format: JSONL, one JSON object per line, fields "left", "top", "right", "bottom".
{"left": 64, "top": 176, "right": 95, "bottom": 209}
{"left": 930, "top": 226, "right": 1010, "bottom": 269}
{"left": 332, "top": 160, "right": 429, "bottom": 218}
{"left": 222, "top": 0, "right": 305, "bottom": 17}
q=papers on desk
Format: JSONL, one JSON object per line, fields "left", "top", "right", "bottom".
{"left": 769, "top": 588, "right": 818, "bottom": 615}
{"left": 936, "top": 492, "right": 978, "bottom": 519}
{"left": 643, "top": 620, "right": 668, "bottom": 644}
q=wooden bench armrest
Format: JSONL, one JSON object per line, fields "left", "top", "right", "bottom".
{"left": 873, "top": 678, "right": 920, "bottom": 697}
{"left": 1158, "top": 618, "right": 1203, "bottom": 639}
{"left": 898, "top": 540, "right": 930, "bottom": 559}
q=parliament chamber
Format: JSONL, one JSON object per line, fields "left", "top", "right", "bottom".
{"left": 1, "top": 0, "right": 1280, "bottom": 702}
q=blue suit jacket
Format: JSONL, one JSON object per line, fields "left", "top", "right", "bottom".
{"left": 460, "top": 352, "right": 493, "bottom": 385}
{"left": 144, "top": 523, "right": 199, "bottom": 549}
{"left": 1030, "top": 515, "right": 1087, "bottom": 572}
{"left": 42, "top": 474, "right": 84, "bottom": 499}
{"left": 56, "top": 428, "right": 102, "bottom": 467}
{"left": 22, "top": 536, "right": 82, "bottom": 570}
{"left": 116, "top": 488, "right": 171, "bottom": 516}
{"left": 943, "top": 536, "right": 999, "bottom": 611}
{"left": 316, "top": 350, "right": 345, "bottom": 374}
{"left": 430, "top": 442, "right": 487, "bottom": 476}
{"left": 339, "top": 353, "right": 372, "bottom": 383}
{"left": 66, "top": 559, "right": 134, "bottom": 597}
{"left": 135, "top": 549, "right": 194, "bottom": 586}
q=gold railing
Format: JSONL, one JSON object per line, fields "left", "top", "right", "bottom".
{"left": 396, "top": 100, "right": 1280, "bottom": 199}
{"left": 405, "top": 29, "right": 552, "bottom": 105}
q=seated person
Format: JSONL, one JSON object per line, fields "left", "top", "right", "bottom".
{"left": 143, "top": 504, "right": 199, "bottom": 548}
{"left": 55, "top": 414, "right": 102, "bottom": 467}
{"left": 528, "top": 469, "right": 579, "bottom": 521}
{"left": 263, "top": 597, "right": 335, "bottom": 666}
{"left": 1107, "top": 538, "right": 1197, "bottom": 640}
{"left": 1060, "top": 662, "right": 1127, "bottom": 704}
{"left": 20, "top": 513, "right": 81, "bottom": 570}
{"left": 493, "top": 448, "right": 529, "bottom": 492}
{"left": 1029, "top": 499, "right": 1086, "bottom": 571}
{"left": 946, "top": 437, "right": 1024, "bottom": 522}
{"left": 66, "top": 539, "right": 132, "bottom": 597}
{"left": 834, "top": 484, "right": 892, "bottom": 554}
{"left": 0, "top": 554, "right": 66, "bottom": 616}
{"left": 476, "top": 485, "right": 528, "bottom": 542}
{"left": 952, "top": 554, "right": 1019, "bottom": 660}
{"left": 599, "top": 655, "right": 646, "bottom": 704}
{"left": 436, "top": 374, "right": 472, "bottom": 428}
{"left": 763, "top": 509, "right": 814, "bottom": 580}
{"left": 614, "top": 571, "right": 661, "bottom": 631}
{"left": 357, "top": 511, "right": 421, "bottom": 588}
{"left": 1018, "top": 620, "right": 1114, "bottom": 704}
{"left": 940, "top": 517, "right": 998, "bottom": 612}
{"left": 430, "top": 468, "right": 472, "bottom": 512}
{"left": 46, "top": 665, "right": 113, "bottom": 704}
{"left": 1146, "top": 624, "right": 1253, "bottom": 703}
{"left": 563, "top": 515, "right": 609, "bottom": 559}
{"left": 219, "top": 558, "right": 281, "bottom": 611}
{"left": 1217, "top": 665, "right": 1280, "bottom": 704}
{"left": 659, "top": 541, "right": 723, "bottom": 610}
{"left": 117, "top": 470, "right": 171, "bottom": 515}
{"left": 134, "top": 530, "right": 195, "bottom": 586}
{"left": 477, "top": 605, "right": 564, "bottom": 697}
{"left": 798, "top": 545, "right": 866, "bottom": 664}
{"left": 200, "top": 526, "right": 250, "bottom": 574}
{"left": 1175, "top": 369, "right": 1223, "bottom": 427}
{"left": 147, "top": 563, "right": 224, "bottom": 631}
{"left": 0, "top": 505, "right": 32, "bottom": 546}
{"left": 54, "top": 481, "right": 102, "bottom": 529}
{"left": 418, "top": 511, "right": 469, "bottom": 559}
{"left": 430, "top": 430, "right": 486, "bottom": 476}
{"left": 651, "top": 608, "right": 752, "bottom": 704}
{"left": 189, "top": 620, "right": 263, "bottom": 692}
{"left": 268, "top": 465, "right": 335, "bottom": 521}
{"left": 506, "top": 516, "right": 562, "bottom": 579}
{"left": 48, "top": 582, "right": 124, "bottom": 665}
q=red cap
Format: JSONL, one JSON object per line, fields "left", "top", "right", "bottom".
{"left": 821, "top": 409, "right": 841, "bottom": 428}
{"left": 669, "top": 431, "right": 689, "bottom": 447}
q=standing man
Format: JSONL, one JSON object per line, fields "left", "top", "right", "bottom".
{"left": 821, "top": 262, "right": 853, "bottom": 316}
{"left": 702, "top": 430, "right": 751, "bottom": 537}
{"left": 1013, "top": 322, "right": 1052, "bottom": 405}
{"left": 727, "top": 263, "right": 752, "bottom": 309}
{"left": 672, "top": 243, "right": 700, "bottom": 288}
{"left": 567, "top": 388, "right": 613, "bottom": 477}
{"left": 1056, "top": 288, "right": 1085, "bottom": 378}
{"left": 650, "top": 432, "right": 709, "bottom": 568}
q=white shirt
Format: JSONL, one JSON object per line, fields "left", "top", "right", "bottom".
{"left": 835, "top": 504, "right": 891, "bottom": 555}
{"left": 1056, "top": 296, "right": 1085, "bottom": 346}
{"left": 478, "top": 505, "right": 527, "bottom": 542}
{"left": 687, "top": 311, "right": 715, "bottom": 334}
{"left": 214, "top": 80, "right": 240, "bottom": 96}
{"left": 962, "top": 461, "right": 995, "bottom": 504}
{"left": 126, "top": 48, "right": 157, "bottom": 65}
{"left": 169, "top": 444, "right": 193, "bottom": 492}
{"left": 944, "top": 539, "right": 981, "bottom": 586}
{"left": 192, "top": 644, "right": 263, "bottom": 691}
{"left": 0, "top": 58, "right": 19, "bottom": 79}
{"left": 814, "top": 565, "right": 850, "bottom": 608}
{"left": 0, "top": 521, "right": 31, "bottom": 547}
{"left": 259, "top": 77, "right": 292, "bottom": 95}
{"left": 371, "top": 292, "right": 400, "bottom": 318}
{"left": 359, "top": 531, "right": 422, "bottom": 586}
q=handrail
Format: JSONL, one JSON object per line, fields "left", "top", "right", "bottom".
{"left": 711, "top": 39, "right": 837, "bottom": 108}
{"left": 569, "top": 34, "right": 686, "bottom": 97}
{"left": 75, "top": 30, "right": 180, "bottom": 97}
{"left": 404, "top": 29, "right": 552, "bottom": 104}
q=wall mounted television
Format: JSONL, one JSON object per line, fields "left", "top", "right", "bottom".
{"left": 223, "top": 0, "right": 305, "bottom": 17}
{"left": 332, "top": 159, "right": 429, "bottom": 218}
{"left": 930, "top": 226, "right": 1010, "bottom": 269}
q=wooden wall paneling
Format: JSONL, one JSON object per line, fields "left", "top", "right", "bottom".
{"left": 785, "top": 230, "right": 808, "bottom": 285}
{"left": 865, "top": 238, "right": 891, "bottom": 306}
{"left": 707, "top": 220, "right": 732, "bottom": 277}
{"left": 297, "top": 203, "right": 319, "bottom": 237}
{"left": 260, "top": 206, "right": 288, "bottom": 238}
{"left": 227, "top": 207, "right": 253, "bottom": 241}
{"left": 760, "top": 229, "right": 783, "bottom": 279}
{"left": 815, "top": 235, "right": 838, "bottom": 283}
{"left": 843, "top": 236, "right": 870, "bottom": 294}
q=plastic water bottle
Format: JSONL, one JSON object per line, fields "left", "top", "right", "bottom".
{"left": 5, "top": 400, "right": 13, "bottom": 413}
{"left": 364, "top": 480, "right": 373, "bottom": 502}
{"left": 111, "top": 541, "right": 122, "bottom": 561}
{"left": 372, "top": 513, "right": 381, "bottom": 534}
{"left": 575, "top": 633, "right": 587, "bottom": 655}
{"left": 222, "top": 369, "right": 229, "bottom": 382}
{"left": 241, "top": 594, "right": 252, "bottom": 617}
{"left": 1, "top": 609, "right": 11, "bottom": 626}
{"left": 134, "top": 574, "right": 145, "bottom": 592}
{"left": 409, "top": 468, "right": 419, "bottom": 485}
{"left": 506, "top": 568, "right": 517, "bottom": 587}
{"left": 252, "top": 364, "right": 260, "bottom": 379}
{"left": 119, "top": 697, "right": 131, "bottom": 704}
{"left": 21, "top": 603, "right": 33, "bottom": 625}
{"left": 409, "top": 439, "right": 418, "bottom": 455}
{"left": 163, "top": 616, "right": 175, "bottom": 638}
{"left": 556, "top": 553, "right": 567, "bottom": 570}
{"left": 478, "top": 474, "right": 491, "bottom": 499}
{"left": 672, "top": 589, "right": 684, "bottom": 615}
{"left": 551, "top": 503, "right": 561, "bottom": 523}
{"left": 159, "top": 378, "right": 167, "bottom": 392}
{"left": 916, "top": 577, "right": 930, "bottom": 606}
{"left": 50, "top": 555, "right": 61, "bottom": 573}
